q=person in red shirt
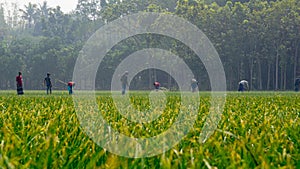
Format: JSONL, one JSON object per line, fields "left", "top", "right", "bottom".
{"left": 67, "top": 81, "right": 75, "bottom": 95}
{"left": 16, "top": 71, "right": 24, "bottom": 95}
{"left": 153, "top": 81, "right": 160, "bottom": 91}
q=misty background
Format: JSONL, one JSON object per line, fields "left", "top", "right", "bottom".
{"left": 0, "top": 0, "right": 299, "bottom": 91}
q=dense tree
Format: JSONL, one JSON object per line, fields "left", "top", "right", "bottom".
{"left": 0, "top": 0, "right": 299, "bottom": 91}
{"left": 0, "top": 4, "right": 7, "bottom": 40}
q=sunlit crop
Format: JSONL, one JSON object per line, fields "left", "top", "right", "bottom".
{"left": 0, "top": 91, "right": 298, "bottom": 168}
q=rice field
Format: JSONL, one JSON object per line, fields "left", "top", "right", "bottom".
{"left": 0, "top": 91, "right": 299, "bottom": 168}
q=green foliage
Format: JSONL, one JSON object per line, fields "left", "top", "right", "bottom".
{"left": 0, "top": 91, "right": 298, "bottom": 168}
{"left": 0, "top": 0, "right": 299, "bottom": 91}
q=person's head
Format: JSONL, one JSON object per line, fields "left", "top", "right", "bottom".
{"left": 18, "top": 71, "right": 22, "bottom": 75}
{"left": 47, "top": 72, "right": 50, "bottom": 76}
{"left": 124, "top": 71, "right": 128, "bottom": 75}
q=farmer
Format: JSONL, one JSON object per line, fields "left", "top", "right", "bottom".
{"left": 16, "top": 71, "right": 24, "bottom": 95}
{"left": 295, "top": 78, "right": 300, "bottom": 91}
{"left": 44, "top": 72, "right": 52, "bottom": 94}
{"left": 191, "top": 78, "right": 199, "bottom": 92}
{"left": 120, "top": 71, "right": 128, "bottom": 95}
{"left": 67, "top": 81, "right": 75, "bottom": 95}
{"left": 153, "top": 81, "right": 161, "bottom": 90}
{"left": 238, "top": 80, "right": 249, "bottom": 92}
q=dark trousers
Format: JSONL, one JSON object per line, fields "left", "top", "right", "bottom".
{"left": 68, "top": 86, "right": 73, "bottom": 94}
{"left": 238, "top": 84, "right": 244, "bottom": 92}
{"left": 17, "top": 85, "right": 24, "bottom": 95}
{"left": 122, "top": 84, "right": 126, "bottom": 95}
{"left": 46, "top": 86, "right": 52, "bottom": 94}
{"left": 295, "top": 85, "right": 299, "bottom": 92}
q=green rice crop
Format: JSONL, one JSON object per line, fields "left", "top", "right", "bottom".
{"left": 0, "top": 91, "right": 298, "bottom": 168}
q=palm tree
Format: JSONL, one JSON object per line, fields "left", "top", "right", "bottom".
{"left": 20, "top": 2, "right": 38, "bottom": 28}
{"left": 39, "top": 1, "right": 50, "bottom": 18}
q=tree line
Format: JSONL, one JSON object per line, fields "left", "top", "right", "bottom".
{"left": 0, "top": 0, "right": 299, "bottom": 91}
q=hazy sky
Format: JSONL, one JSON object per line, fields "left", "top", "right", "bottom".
{"left": 2, "top": 0, "right": 78, "bottom": 13}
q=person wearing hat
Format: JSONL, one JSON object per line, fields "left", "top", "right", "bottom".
{"left": 44, "top": 72, "right": 52, "bottom": 94}
{"left": 238, "top": 80, "right": 249, "bottom": 92}
{"left": 191, "top": 78, "right": 199, "bottom": 92}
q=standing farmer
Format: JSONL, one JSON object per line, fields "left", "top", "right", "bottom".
{"left": 44, "top": 73, "right": 52, "bottom": 94}
{"left": 16, "top": 71, "right": 24, "bottom": 95}
{"left": 120, "top": 71, "right": 128, "bottom": 95}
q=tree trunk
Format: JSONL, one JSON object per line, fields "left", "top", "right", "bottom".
{"left": 284, "top": 64, "right": 287, "bottom": 90}
{"left": 238, "top": 60, "right": 241, "bottom": 82}
{"left": 267, "top": 63, "right": 271, "bottom": 90}
{"left": 168, "top": 73, "right": 171, "bottom": 90}
{"left": 294, "top": 54, "right": 297, "bottom": 80}
{"left": 257, "top": 58, "right": 262, "bottom": 90}
{"left": 249, "top": 57, "right": 254, "bottom": 90}
{"left": 154, "top": 69, "right": 157, "bottom": 82}
{"left": 149, "top": 69, "right": 152, "bottom": 90}
{"left": 275, "top": 50, "right": 279, "bottom": 90}
{"left": 294, "top": 41, "right": 299, "bottom": 78}
{"left": 280, "top": 68, "right": 284, "bottom": 90}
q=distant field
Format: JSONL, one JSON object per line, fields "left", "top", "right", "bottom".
{"left": 0, "top": 91, "right": 298, "bottom": 168}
